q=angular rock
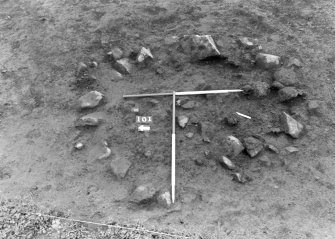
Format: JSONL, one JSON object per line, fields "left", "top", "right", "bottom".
{"left": 266, "top": 144, "right": 280, "bottom": 154}
{"left": 251, "top": 81, "right": 270, "bottom": 97}
{"left": 219, "top": 156, "right": 236, "bottom": 170}
{"left": 232, "top": 172, "right": 251, "bottom": 184}
{"left": 278, "top": 87, "right": 304, "bottom": 102}
{"left": 285, "top": 146, "right": 299, "bottom": 153}
{"left": 287, "top": 57, "right": 302, "bottom": 68}
{"left": 178, "top": 115, "right": 189, "bottom": 128}
{"left": 157, "top": 191, "right": 172, "bottom": 208}
{"left": 273, "top": 68, "right": 298, "bottom": 86}
{"left": 108, "top": 47, "right": 123, "bottom": 61}
{"left": 256, "top": 53, "right": 280, "bottom": 69}
{"left": 88, "top": 141, "right": 112, "bottom": 161}
{"left": 114, "top": 58, "right": 132, "bottom": 74}
{"left": 129, "top": 184, "right": 158, "bottom": 204}
{"left": 243, "top": 136, "right": 264, "bottom": 157}
{"left": 181, "top": 35, "right": 221, "bottom": 60}
{"left": 75, "top": 112, "right": 107, "bottom": 127}
{"left": 76, "top": 62, "right": 88, "bottom": 77}
{"left": 78, "top": 91, "right": 104, "bottom": 109}
{"left": 181, "top": 100, "right": 199, "bottom": 109}
{"left": 110, "top": 152, "right": 132, "bottom": 179}
{"left": 227, "top": 136, "right": 245, "bottom": 157}
{"left": 199, "top": 121, "right": 216, "bottom": 143}
{"left": 224, "top": 113, "right": 239, "bottom": 126}
{"left": 137, "top": 47, "right": 153, "bottom": 63}
{"left": 238, "top": 37, "right": 259, "bottom": 49}
{"left": 280, "top": 112, "right": 304, "bottom": 138}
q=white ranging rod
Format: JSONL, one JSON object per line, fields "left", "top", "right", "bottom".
{"left": 123, "top": 89, "right": 244, "bottom": 203}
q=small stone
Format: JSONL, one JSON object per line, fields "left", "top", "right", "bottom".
{"left": 88, "top": 61, "right": 98, "bottom": 68}
{"left": 110, "top": 152, "right": 132, "bottom": 179}
{"left": 194, "top": 157, "right": 204, "bottom": 166}
{"left": 232, "top": 172, "right": 250, "bottom": 184}
{"left": 273, "top": 68, "right": 298, "bottom": 86}
{"left": 269, "top": 127, "right": 282, "bottom": 134}
{"left": 258, "top": 155, "right": 272, "bottom": 167}
{"left": 256, "top": 53, "right": 280, "bottom": 69}
{"left": 307, "top": 100, "right": 323, "bottom": 115}
{"left": 185, "top": 132, "right": 194, "bottom": 139}
{"left": 114, "top": 58, "right": 132, "bottom": 74}
{"left": 78, "top": 91, "right": 104, "bottom": 109}
{"left": 280, "top": 112, "right": 304, "bottom": 138}
{"left": 238, "top": 37, "right": 259, "bottom": 48}
{"left": 158, "top": 191, "right": 172, "bottom": 208}
{"left": 287, "top": 58, "right": 302, "bottom": 68}
{"left": 243, "top": 136, "right": 264, "bottom": 157}
{"left": 278, "top": 87, "right": 304, "bottom": 102}
{"left": 97, "top": 146, "right": 112, "bottom": 160}
{"left": 271, "top": 81, "right": 285, "bottom": 90}
{"left": 178, "top": 115, "right": 189, "bottom": 128}
{"left": 242, "top": 84, "right": 253, "bottom": 95}
{"left": 219, "top": 156, "right": 236, "bottom": 170}
{"left": 227, "top": 136, "right": 245, "bottom": 157}
{"left": 199, "top": 121, "right": 216, "bottom": 143}
{"left": 266, "top": 144, "right": 280, "bottom": 154}
{"left": 110, "top": 69, "right": 123, "bottom": 81}
{"left": 224, "top": 113, "right": 240, "bottom": 126}
{"left": 146, "top": 98, "right": 160, "bottom": 106}
{"left": 181, "top": 100, "right": 199, "bottom": 109}
{"left": 251, "top": 81, "right": 270, "bottom": 97}
{"left": 137, "top": 47, "right": 154, "bottom": 63}
{"left": 285, "top": 146, "right": 299, "bottom": 153}
{"left": 108, "top": 47, "right": 123, "bottom": 61}
{"left": 181, "top": 35, "right": 221, "bottom": 60}
{"left": 129, "top": 184, "right": 158, "bottom": 204}
{"left": 164, "top": 36, "right": 180, "bottom": 45}
{"left": 74, "top": 142, "right": 84, "bottom": 150}
{"left": 75, "top": 112, "right": 107, "bottom": 127}
{"left": 76, "top": 62, "right": 88, "bottom": 77}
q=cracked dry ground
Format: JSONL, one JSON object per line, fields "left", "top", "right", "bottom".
{"left": 0, "top": 0, "right": 335, "bottom": 238}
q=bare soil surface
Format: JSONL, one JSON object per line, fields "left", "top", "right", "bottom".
{"left": 1, "top": 0, "right": 335, "bottom": 238}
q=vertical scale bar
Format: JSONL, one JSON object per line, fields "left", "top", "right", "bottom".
{"left": 171, "top": 91, "right": 176, "bottom": 203}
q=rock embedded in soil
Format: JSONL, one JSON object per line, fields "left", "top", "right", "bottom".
{"left": 157, "top": 191, "right": 172, "bottom": 208}
{"left": 287, "top": 57, "right": 302, "bottom": 68}
{"left": 280, "top": 112, "right": 304, "bottom": 138}
{"left": 76, "top": 62, "right": 88, "bottom": 77}
{"left": 258, "top": 155, "right": 273, "bottom": 167}
{"left": 75, "top": 112, "right": 107, "bottom": 127}
{"left": 278, "top": 87, "right": 304, "bottom": 102}
{"left": 232, "top": 172, "right": 250, "bottom": 184}
{"left": 178, "top": 115, "right": 189, "bottom": 128}
{"left": 266, "top": 144, "right": 280, "bottom": 154}
{"left": 271, "top": 81, "right": 285, "bottom": 90}
{"left": 129, "top": 184, "right": 158, "bottom": 204}
{"left": 180, "top": 34, "right": 221, "bottom": 60}
{"left": 114, "top": 58, "right": 132, "bottom": 74}
{"left": 185, "top": 132, "right": 194, "bottom": 139}
{"left": 243, "top": 136, "right": 264, "bottom": 157}
{"left": 273, "top": 68, "right": 298, "bottom": 86}
{"left": 251, "top": 81, "right": 270, "bottom": 97}
{"left": 307, "top": 100, "right": 323, "bottom": 115}
{"left": 181, "top": 100, "right": 199, "bottom": 109}
{"left": 285, "top": 146, "right": 299, "bottom": 153}
{"left": 108, "top": 47, "right": 123, "bottom": 61}
{"left": 199, "top": 121, "right": 216, "bottom": 143}
{"left": 110, "top": 152, "right": 132, "bottom": 179}
{"left": 219, "top": 156, "right": 236, "bottom": 170}
{"left": 227, "top": 136, "right": 245, "bottom": 157}
{"left": 256, "top": 53, "right": 280, "bottom": 69}
{"left": 78, "top": 91, "right": 104, "bottom": 109}
{"left": 238, "top": 37, "right": 259, "bottom": 48}
{"left": 224, "top": 113, "right": 239, "bottom": 126}
{"left": 137, "top": 47, "right": 153, "bottom": 63}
